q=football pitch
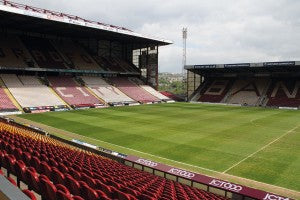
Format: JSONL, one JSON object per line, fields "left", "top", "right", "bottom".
{"left": 19, "top": 103, "right": 300, "bottom": 194}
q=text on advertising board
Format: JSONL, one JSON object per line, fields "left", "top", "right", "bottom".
{"left": 135, "top": 159, "right": 158, "bottom": 167}
{"left": 209, "top": 179, "right": 243, "bottom": 192}
{"left": 263, "top": 194, "right": 289, "bottom": 200}
{"left": 168, "top": 168, "right": 195, "bottom": 179}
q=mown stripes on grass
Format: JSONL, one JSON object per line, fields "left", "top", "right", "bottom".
{"left": 20, "top": 103, "right": 300, "bottom": 191}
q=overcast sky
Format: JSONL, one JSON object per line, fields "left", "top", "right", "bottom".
{"left": 13, "top": 0, "right": 300, "bottom": 73}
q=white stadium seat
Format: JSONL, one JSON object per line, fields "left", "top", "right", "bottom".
{"left": 80, "top": 76, "right": 135, "bottom": 104}
{"left": 0, "top": 74, "right": 66, "bottom": 108}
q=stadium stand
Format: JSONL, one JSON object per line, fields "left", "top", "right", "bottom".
{"left": 52, "top": 40, "right": 101, "bottom": 70}
{"left": 110, "top": 77, "right": 160, "bottom": 103}
{"left": 0, "top": 86, "right": 18, "bottom": 112}
{"left": 20, "top": 36, "right": 68, "bottom": 69}
{"left": 47, "top": 76, "right": 105, "bottom": 108}
{"left": 110, "top": 56, "right": 139, "bottom": 73}
{"left": 80, "top": 76, "right": 137, "bottom": 105}
{"left": 198, "top": 79, "right": 234, "bottom": 103}
{"left": 227, "top": 78, "right": 270, "bottom": 106}
{"left": 129, "top": 78, "right": 173, "bottom": 102}
{"left": 0, "top": 74, "right": 66, "bottom": 111}
{"left": 92, "top": 55, "right": 139, "bottom": 72}
{"left": 0, "top": 35, "right": 35, "bottom": 68}
{"left": 267, "top": 79, "right": 300, "bottom": 107}
{"left": 90, "top": 56, "right": 113, "bottom": 71}
{"left": 160, "top": 91, "right": 184, "bottom": 102}
{"left": 191, "top": 76, "right": 300, "bottom": 107}
{"left": 0, "top": 120, "right": 228, "bottom": 200}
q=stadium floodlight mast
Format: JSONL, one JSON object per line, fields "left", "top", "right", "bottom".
{"left": 182, "top": 27, "right": 187, "bottom": 76}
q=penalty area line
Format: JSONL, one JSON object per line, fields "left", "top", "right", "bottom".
{"left": 223, "top": 124, "right": 300, "bottom": 173}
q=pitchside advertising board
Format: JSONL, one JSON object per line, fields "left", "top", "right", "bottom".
{"left": 125, "top": 155, "right": 291, "bottom": 200}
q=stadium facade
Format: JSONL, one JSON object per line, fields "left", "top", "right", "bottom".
{"left": 0, "top": 1, "right": 295, "bottom": 200}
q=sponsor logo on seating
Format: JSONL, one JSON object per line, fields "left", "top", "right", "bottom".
{"left": 168, "top": 168, "right": 195, "bottom": 179}
{"left": 209, "top": 179, "right": 242, "bottom": 192}
{"left": 135, "top": 159, "right": 158, "bottom": 167}
{"left": 263, "top": 194, "right": 289, "bottom": 200}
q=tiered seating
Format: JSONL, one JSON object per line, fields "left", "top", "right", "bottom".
{"left": 80, "top": 76, "right": 136, "bottom": 105}
{"left": 0, "top": 74, "right": 66, "bottom": 109}
{"left": 0, "top": 35, "right": 34, "bottom": 68}
{"left": 52, "top": 40, "right": 101, "bottom": 70}
{"left": 21, "top": 36, "right": 68, "bottom": 69}
{"left": 93, "top": 56, "right": 138, "bottom": 72}
{"left": 129, "top": 78, "right": 172, "bottom": 101}
{"left": 0, "top": 121, "right": 228, "bottom": 200}
{"left": 160, "top": 91, "right": 183, "bottom": 101}
{"left": 111, "top": 57, "right": 139, "bottom": 72}
{"left": 110, "top": 77, "right": 160, "bottom": 103}
{"left": 227, "top": 78, "right": 269, "bottom": 106}
{"left": 198, "top": 79, "right": 233, "bottom": 103}
{"left": 48, "top": 76, "right": 104, "bottom": 108}
{"left": 267, "top": 79, "right": 300, "bottom": 107}
{"left": 0, "top": 86, "right": 18, "bottom": 112}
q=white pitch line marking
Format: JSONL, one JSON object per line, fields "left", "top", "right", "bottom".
{"left": 223, "top": 124, "right": 300, "bottom": 173}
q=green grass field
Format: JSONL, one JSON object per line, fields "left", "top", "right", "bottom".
{"left": 19, "top": 103, "right": 300, "bottom": 193}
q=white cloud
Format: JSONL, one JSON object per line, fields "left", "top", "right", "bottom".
{"left": 12, "top": 0, "right": 300, "bottom": 72}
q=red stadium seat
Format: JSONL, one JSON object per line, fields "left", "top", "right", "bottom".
{"left": 40, "top": 178, "right": 57, "bottom": 200}
{"left": 73, "top": 196, "right": 85, "bottom": 200}
{"left": 80, "top": 184, "right": 99, "bottom": 200}
{"left": 65, "top": 174, "right": 81, "bottom": 196}
{"left": 26, "top": 169, "right": 40, "bottom": 193}
{"left": 6, "top": 176, "right": 17, "bottom": 186}
{"left": 52, "top": 167, "right": 65, "bottom": 184}
{"left": 14, "top": 160, "right": 26, "bottom": 187}
{"left": 40, "top": 161, "right": 52, "bottom": 178}
{"left": 22, "top": 189, "right": 37, "bottom": 200}
{"left": 56, "top": 190, "right": 73, "bottom": 200}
